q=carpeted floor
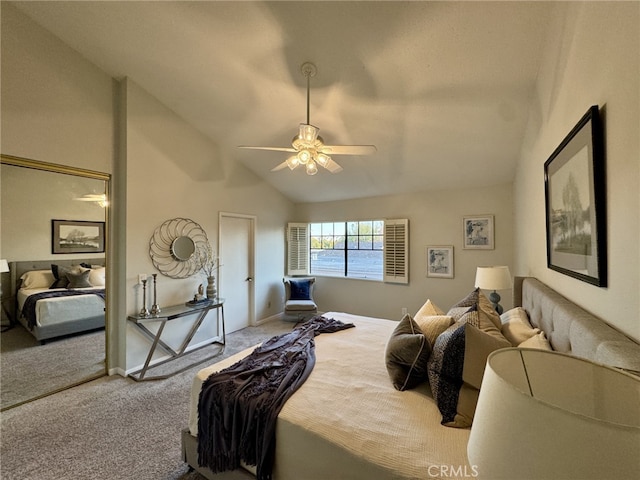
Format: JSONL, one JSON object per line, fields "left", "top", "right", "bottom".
{"left": 0, "top": 319, "right": 294, "bottom": 480}
{"left": 1, "top": 325, "right": 105, "bottom": 410}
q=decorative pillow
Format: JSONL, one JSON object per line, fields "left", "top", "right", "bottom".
{"left": 413, "top": 314, "right": 454, "bottom": 348}
{"left": 463, "top": 322, "right": 511, "bottom": 389}
{"left": 89, "top": 267, "right": 106, "bottom": 287}
{"left": 427, "top": 317, "right": 467, "bottom": 425}
{"left": 500, "top": 307, "right": 540, "bottom": 346}
{"left": 20, "top": 270, "right": 55, "bottom": 289}
{"left": 67, "top": 270, "right": 92, "bottom": 289}
{"left": 415, "top": 298, "right": 445, "bottom": 317}
{"left": 446, "top": 288, "right": 501, "bottom": 328}
{"left": 51, "top": 264, "right": 71, "bottom": 288}
{"left": 289, "top": 279, "right": 312, "bottom": 300}
{"left": 428, "top": 288, "right": 509, "bottom": 428}
{"left": 385, "top": 314, "right": 431, "bottom": 391}
{"left": 519, "top": 331, "right": 553, "bottom": 350}
{"left": 50, "top": 264, "right": 86, "bottom": 288}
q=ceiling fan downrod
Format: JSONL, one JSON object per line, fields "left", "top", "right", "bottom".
{"left": 301, "top": 62, "right": 317, "bottom": 126}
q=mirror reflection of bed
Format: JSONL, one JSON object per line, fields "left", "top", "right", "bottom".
{"left": 0, "top": 157, "right": 110, "bottom": 411}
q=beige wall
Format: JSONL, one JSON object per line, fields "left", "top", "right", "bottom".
{"left": 0, "top": 4, "right": 113, "bottom": 174}
{"left": 123, "top": 79, "right": 294, "bottom": 371}
{"left": 295, "top": 183, "right": 514, "bottom": 320}
{"left": 0, "top": 4, "right": 118, "bottom": 365}
{"left": 1, "top": 5, "right": 295, "bottom": 374}
{"left": 514, "top": 2, "right": 640, "bottom": 341}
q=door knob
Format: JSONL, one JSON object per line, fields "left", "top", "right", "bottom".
{"left": 245, "top": 277, "right": 253, "bottom": 282}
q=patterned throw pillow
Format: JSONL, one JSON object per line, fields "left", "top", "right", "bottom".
{"left": 428, "top": 288, "right": 510, "bottom": 428}
{"left": 428, "top": 315, "right": 467, "bottom": 424}
{"left": 385, "top": 314, "right": 431, "bottom": 391}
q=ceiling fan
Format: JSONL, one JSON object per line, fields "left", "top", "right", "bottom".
{"left": 239, "top": 62, "right": 376, "bottom": 175}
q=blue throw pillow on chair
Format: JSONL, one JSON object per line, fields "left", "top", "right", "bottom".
{"left": 289, "top": 279, "right": 311, "bottom": 300}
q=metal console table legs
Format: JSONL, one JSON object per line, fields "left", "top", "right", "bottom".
{"left": 127, "top": 299, "right": 225, "bottom": 381}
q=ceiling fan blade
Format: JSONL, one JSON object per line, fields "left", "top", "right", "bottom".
{"left": 270, "top": 161, "right": 290, "bottom": 172}
{"left": 324, "top": 158, "right": 343, "bottom": 174}
{"left": 320, "top": 145, "right": 377, "bottom": 156}
{"left": 239, "top": 146, "right": 297, "bottom": 153}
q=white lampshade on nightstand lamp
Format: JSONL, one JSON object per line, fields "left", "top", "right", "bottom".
{"left": 468, "top": 348, "right": 640, "bottom": 479}
{"left": 474, "top": 266, "right": 511, "bottom": 314}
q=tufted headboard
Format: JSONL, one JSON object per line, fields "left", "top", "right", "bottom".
{"left": 514, "top": 277, "right": 640, "bottom": 373}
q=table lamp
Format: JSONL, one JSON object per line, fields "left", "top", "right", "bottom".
{"left": 468, "top": 348, "right": 640, "bottom": 479}
{"left": 474, "top": 266, "right": 512, "bottom": 314}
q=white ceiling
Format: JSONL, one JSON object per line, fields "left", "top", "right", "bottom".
{"left": 10, "top": 1, "right": 554, "bottom": 203}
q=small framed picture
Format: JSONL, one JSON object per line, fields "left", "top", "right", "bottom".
{"left": 52, "top": 219, "right": 105, "bottom": 254}
{"left": 426, "top": 245, "right": 454, "bottom": 278}
{"left": 463, "top": 215, "right": 494, "bottom": 249}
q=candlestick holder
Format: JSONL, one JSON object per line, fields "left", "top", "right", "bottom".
{"left": 139, "top": 278, "right": 150, "bottom": 317}
{"left": 150, "top": 273, "right": 161, "bottom": 315}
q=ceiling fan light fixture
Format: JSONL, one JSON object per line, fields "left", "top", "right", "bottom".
{"left": 298, "top": 149, "right": 312, "bottom": 165}
{"left": 286, "top": 155, "right": 300, "bottom": 170}
{"left": 299, "top": 123, "right": 319, "bottom": 144}
{"left": 306, "top": 161, "right": 318, "bottom": 175}
{"left": 316, "top": 153, "right": 331, "bottom": 167}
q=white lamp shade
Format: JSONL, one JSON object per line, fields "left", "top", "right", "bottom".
{"left": 0, "top": 259, "right": 9, "bottom": 273}
{"left": 474, "top": 266, "right": 512, "bottom": 290}
{"left": 468, "top": 348, "right": 640, "bottom": 479}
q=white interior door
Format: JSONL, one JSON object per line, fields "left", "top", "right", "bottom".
{"left": 219, "top": 213, "right": 255, "bottom": 333}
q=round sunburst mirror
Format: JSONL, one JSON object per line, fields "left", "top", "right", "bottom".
{"left": 149, "top": 218, "right": 209, "bottom": 278}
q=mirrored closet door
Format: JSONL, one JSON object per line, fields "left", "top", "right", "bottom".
{"left": 0, "top": 155, "right": 110, "bottom": 410}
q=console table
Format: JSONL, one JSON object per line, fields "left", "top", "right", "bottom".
{"left": 127, "top": 299, "right": 225, "bottom": 381}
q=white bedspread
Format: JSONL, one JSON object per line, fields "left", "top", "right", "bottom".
{"left": 189, "top": 312, "right": 472, "bottom": 479}
{"left": 17, "top": 287, "right": 105, "bottom": 327}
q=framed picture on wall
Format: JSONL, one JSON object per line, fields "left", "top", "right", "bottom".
{"left": 463, "top": 215, "right": 494, "bottom": 249}
{"left": 426, "top": 245, "right": 454, "bottom": 278}
{"left": 544, "top": 105, "right": 606, "bottom": 286}
{"left": 52, "top": 219, "right": 105, "bottom": 254}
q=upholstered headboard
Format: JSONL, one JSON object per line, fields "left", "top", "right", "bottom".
{"left": 9, "top": 258, "right": 105, "bottom": 314}
{"left": 514, "top": 277, "right": 640, "bottom": 373}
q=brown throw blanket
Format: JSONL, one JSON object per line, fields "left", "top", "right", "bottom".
{"left": 197, "top": 315, "right": 355, "bottom": 480}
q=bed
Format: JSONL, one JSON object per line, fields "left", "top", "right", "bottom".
{"left": 182, "top": 277, "right": 640, "bottom": 479}
{"left": 9, "top": 259, "right": 106, "bottom": 343}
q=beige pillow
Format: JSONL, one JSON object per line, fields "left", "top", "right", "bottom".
{"left": 20, "top": 270, "right": 55, "bottom": 289}
{"left": 413, "top": 314, "right": 454, "bottom": 348}
{"left": 89, "top": 267, "right": 106, "bottom": 287}
{"left": 519, "top": 331, "right": 552, "bottom": 350}
{"left": 501, "top": 307, "right": 539, "bottom": 346}
{"left": 463, "top": 322, "right": 511, "bottom": 389}
{"left": 415, "top": 298, "right": 445, "bottom": 317}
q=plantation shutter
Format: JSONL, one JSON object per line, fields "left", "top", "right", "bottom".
{"left": 384, "top": 219, "right": 409, "bottom": 284}
{"left": 287, "top": 223, "right": 309, "bottom": 276}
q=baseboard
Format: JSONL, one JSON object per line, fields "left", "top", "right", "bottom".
{"left": 254, "top": 312, "right": 284, "bottom": 325}
{"left": 108, "top": 367, "right": 127, "bottom": 377}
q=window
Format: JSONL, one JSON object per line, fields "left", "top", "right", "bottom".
{"left": 287, "top": 219, "right": 408, "bottom": 283}
{"left": 309, "top": 220, "right": 384, "bottom": 280}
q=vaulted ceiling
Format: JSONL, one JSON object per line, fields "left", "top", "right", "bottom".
{"left": 10, "top": 1, "right": 554, "bottom": 203}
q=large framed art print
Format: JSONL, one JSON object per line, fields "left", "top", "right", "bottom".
{"left": 544, "top": 105, "right": 606, "bottom": 287}
{"left": 52, "top": 219, "right": 105, "bottom": 254}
